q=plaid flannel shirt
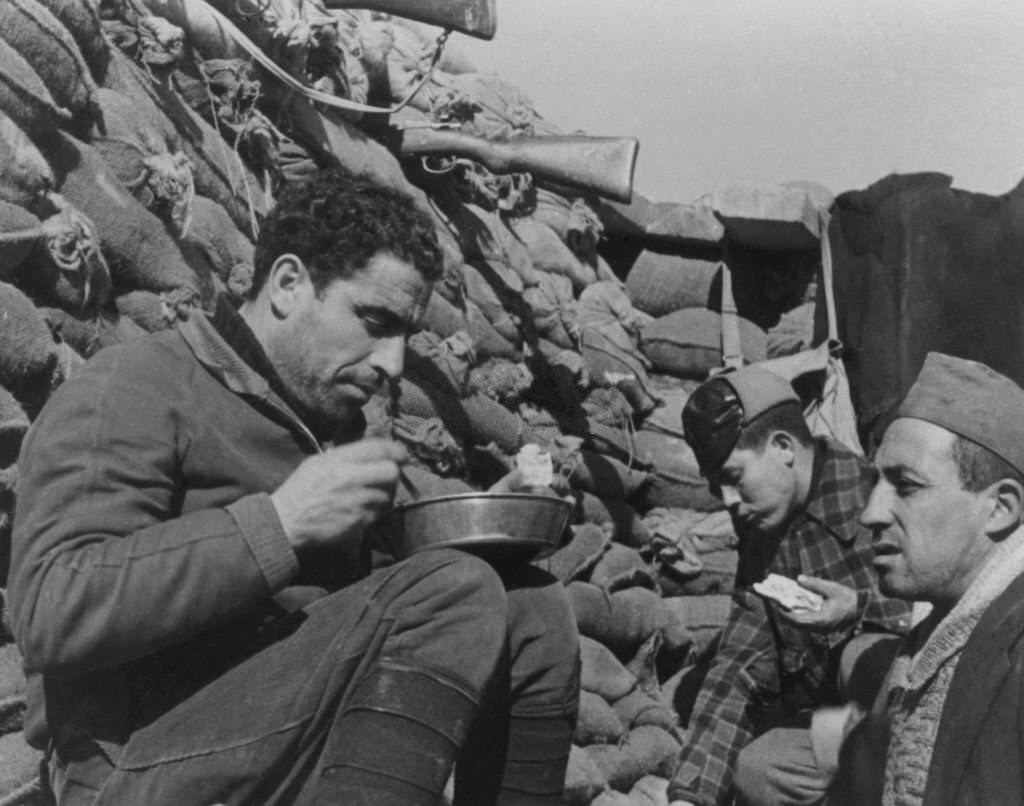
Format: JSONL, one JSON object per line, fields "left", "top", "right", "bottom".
{"left": 668, "top": 438, "right": 914, "bottom": 806}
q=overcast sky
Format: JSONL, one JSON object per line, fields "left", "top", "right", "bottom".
{"left": 456, "top": 0, "right": 1024, "bottom": 203}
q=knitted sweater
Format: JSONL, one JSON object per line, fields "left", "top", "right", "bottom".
{"left": 881, "top": 525, "right": 1024, "bottom": 806}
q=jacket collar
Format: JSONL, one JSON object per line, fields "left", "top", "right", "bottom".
{"left": 802, "top": 438, "right": 869, "bottom": 545}
{"left": 176, "top": 305, "right": 320, "bottom": 452}
{"left": 922, "top": 536, "right": 1024, "bottom": 806}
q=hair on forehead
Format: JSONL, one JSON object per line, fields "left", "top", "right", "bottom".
{"left": 250, "top": 168, "right": 443, "bottom": 298}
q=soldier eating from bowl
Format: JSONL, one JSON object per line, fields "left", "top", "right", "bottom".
{"left": 8, "top": 169, "right": 580, "bottom": 806}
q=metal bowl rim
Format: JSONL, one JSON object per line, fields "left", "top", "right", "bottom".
{"left": 389, "top": 491, "right": 573, "bottom": 515}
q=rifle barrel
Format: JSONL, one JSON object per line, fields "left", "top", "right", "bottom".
{"left": 399, "top": 129, "right": 639, "bottom": 203}
{"left": 322, "top": 0, "right": 497, "bottom": 40}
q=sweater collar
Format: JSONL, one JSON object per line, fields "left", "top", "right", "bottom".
{"left": 896, "top": 522, "right": 1024, "bottom": 690}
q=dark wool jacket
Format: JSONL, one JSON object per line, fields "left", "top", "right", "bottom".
{"left": 832, "top": 568, "right": 1024, "bottom": 806}
{"left": 9, "top": 305, "right": 335, "bottom": 755}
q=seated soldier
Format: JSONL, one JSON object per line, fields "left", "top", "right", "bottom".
{"left": 8, "top": 170, "right": 580, "bottom": 806}
{"left": 828, "top": 353, "right": 1024, "bottom": 806}
{"left": 666, "top": 366, "right": 912, "bottom": 806}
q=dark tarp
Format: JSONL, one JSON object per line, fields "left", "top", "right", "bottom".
{"left": 821, "top": 172, "right": 1024, "bottom": 448}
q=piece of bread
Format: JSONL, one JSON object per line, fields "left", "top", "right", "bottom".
{"left": 753, "top": 573, "right": 824, "bottom": 612}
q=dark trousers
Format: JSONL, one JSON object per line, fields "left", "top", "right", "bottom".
{"left": 49, "top": 549, "right": 580, "bottom": 805}
{"left": 733, "top": 633, "right": 902, "bottom": 806}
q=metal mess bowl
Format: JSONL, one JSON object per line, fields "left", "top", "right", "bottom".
{"left": 382, "top": 492, "right": 573, "bottom": 562}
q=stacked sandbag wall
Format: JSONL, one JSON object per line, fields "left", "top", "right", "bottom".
{"left": 0, "top": 4, "right": 831, "bottom": 804}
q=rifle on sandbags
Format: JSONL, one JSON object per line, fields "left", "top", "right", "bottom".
{"left": 322, "top": 0, "right": 497, "bottom": 40}
{"left": 390, "top": 125, "right": 640, "bottom": 203}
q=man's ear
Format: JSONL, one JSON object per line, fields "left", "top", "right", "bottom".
{"left": 266, "top": 254, "right": 310, "bottom": 318}
{"left": 985, "top": 478, "right": 1024, "bottom": 537}
{"left": 769, "top": 431, "right": 796, "bottom": 466}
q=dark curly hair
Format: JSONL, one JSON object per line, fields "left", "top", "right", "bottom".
{"left": 250, "top": 169, "right": 443, "bottom": 298}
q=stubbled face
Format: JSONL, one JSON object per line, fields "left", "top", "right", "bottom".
{"left": 861, "top": 418, "right": 993, "bottom": 605}
{"left": 712, "top": 438, "right": 800, "bottom": 534}
{"left": 267, "top": 251, "right": 431, "bottom": 431}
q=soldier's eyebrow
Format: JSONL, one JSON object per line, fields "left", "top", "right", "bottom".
{"left": 878, "top": 463, "right": 926, "bottom": 484}
{"left": 352, "top": 302, "right": 413, "bottom": 333}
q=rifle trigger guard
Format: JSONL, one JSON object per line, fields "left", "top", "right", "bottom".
{"left": 233, "top": 0, "right": 271, "bottom": 20}
{"left": 420, "top": 155, "right": 458, "bottom": 175}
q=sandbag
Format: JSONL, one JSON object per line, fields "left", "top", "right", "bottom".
{"left": 44, "top": 131, "right": 201, "bottom": 298}
{"left": 15, "top": 201, "right": 112, "bottom": 313}
{"left": 0, "top": 199, "right": 42, "bottom": 273}
{"left": 0, "top": 109, "right": 54, "bottom": 210}
{"left": 563, "top": 745, "right": 609, "bottom": 806}
{"left": 446, "top": 203, "right": 540, "bottom": 287}
{"left": 630, "top": 775, "right": 671, "bottom": 806}
{"left": 0, "top": 385, "right": 30, "bottom": 468}
{"left": 585, "top": 725, "right": 681, "bottom": 793}
{"left": 538, "top": 522, "right": 612, "bottom": 585}
{"left": 115, "top": 289, "right": 197, "bottom": 332}
{"left": 405, "top": 329, "right": 473, "bottom": 396}
{"left": 589, "top": 544, "right": 658, "bottom": 593}
{"left": 466, "top": 357, "right": 532, "bottom": 408}
{"left": 0, "top": 34, "right": 70, "bottom": 136}
{"left": 578, "top": 282, "right": 660, "bottom": 416}
{"left": 569, "top": 582, "right": 691, "bottom": 658}
{"left": 151, "top": 79, "right": 267, "bottom": 238}
{"left": 569, "top": 450, "right": 650, "bottom": 502}
{"left": 89, "top": 88, "right": 194, "bottom": 236}
{"left": 465, "top": 298, "right": 521, "bottom": 360}
{"left": 460, "top": 393, "right": 533, "bottom": 452}
{"left": 390, "top": 462, "right": 473, "bottom": 506}
{"left": 579, "top": 493, "right": 652, "bottom": 549}
{"left": 429, "top": 71, "right": 545, "bottom": 138}
{"left": 462, "top": 261, "right": 522, "bottom": 342}
{"left": 509, "top": 215, "right": 596, "bottom": 291}
{"left": 522, "top": 270, "right": 577, "bottom": 349}
{"left": 612, "top": 689, "right": 678, "bottom": 733}
{"left": 179, "top": 194, "right": 254, "bottom": 288}
{"left": 590, "top": 791, "right": 635, "bottom": 806}
{"left": 34, "top": 0, "right": 109, "bottom": 81}
{"left": 631, "top": 428, "right": 719, "bottom": 512}
{"left": 580, "top": 634, "right": 636, "bottom": 702}
{"left": 41, "top": 307, "right": 147, "bottom": 358}
{"left": 640, "top": 308, "right": 767, "bottom": 379}
{"left": 532, "top": 190, "right": 604, "bottom": 259}
{"left": 626, "top": 249, "right": 719, "bottom": 317}
{"left": 576, "top": 691, "right": 627, "bottom": 746}
{"left": 394, "top": 413, "right": 467, "bottom": 480}
{"left": 0, "top": 282, "right": 57, "bottom": 407}
{"left": 420, "top": 291, "right": 467, "bottom": 339}
{"left": 660, "top": 595, "right": 733, "bottom": 657}
{"left": 0, "top": 0, "right": 99, "bottom": 125}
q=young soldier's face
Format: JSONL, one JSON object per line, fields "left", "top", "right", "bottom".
{"left": 712, "top": 433, "right": 801, "bottom": 534}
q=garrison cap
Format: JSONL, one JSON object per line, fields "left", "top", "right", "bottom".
{"left": 896, "top": 352, "right": 1024, "bottom": 477}
{"left": 682, "top": 365, "right": 800, "bottom": 475}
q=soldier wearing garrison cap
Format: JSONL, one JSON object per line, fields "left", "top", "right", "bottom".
{"left": 826, "top": 352, "right": 1024, "bottom": 806}
{"left": 668, "top": 365, "right": 912, "bottom": 806}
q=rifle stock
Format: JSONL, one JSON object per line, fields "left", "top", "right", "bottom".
{"left": 322, "top": 0, "right": 497, "bottom": 40}
{"left": 398, "top": 129, "right": 640, "bottom": 203}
